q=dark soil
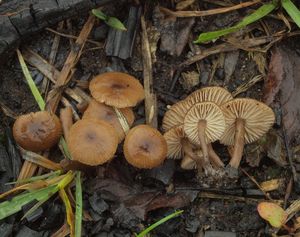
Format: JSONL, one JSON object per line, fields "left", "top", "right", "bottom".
{"left": 0, "top": 0, "right": 300, "bottom": 237}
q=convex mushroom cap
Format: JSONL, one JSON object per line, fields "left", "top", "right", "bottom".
{"left": 83, "top": 99, "right": 134, "bottom": 143}
{"left": 13, "top": 111, "right": 62, "bottom": 152}
{"left": 124, "top": 125, "right": 167, "bottom": 169}
{"left": 220, "top": 98, "right": 275, "bottom": 145}
{"left": 89, "top": 72, "right": 145, "bottom": 108}
{"left": 67, "top": 119, "right": 118, "bottom": 166}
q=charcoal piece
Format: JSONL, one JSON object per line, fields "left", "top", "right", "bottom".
{"left": 144, "top": 160, "right": 175, "bottom": 185}
{"left": 15, "top": 226, "right": 46, "bottom": 237}
{"left": 105, "top": 6, "right": 142, "bottom": 59}
{"left": 185, "top": 215, "right": 200, "bottom": 233}
{"left": 0, "top": 222, "right": 13, "bottom": 237}
{"left": 0, "top": 142, "right": 13, "bottom": 193}
{"left": 5, "top": 127, "right": 21, "bottom": 180}
{"left": 89, "top": 192, "right": 109, "bottom": 215}
{"left": 21, "top": 201, "right": 44, "bottom": 223}
{"left": 38, "top": 203, "right": 64, "bottom": 230}
{"left": 205, "top": 231, "right": 236, "bottom": 237}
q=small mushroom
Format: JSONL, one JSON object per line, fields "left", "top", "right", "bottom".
{"left": 186, "top": 86, "right": 233, "bottom": 105}
{"left": 123, "top": 125, "right": 167, "bottom": 169}
{"left": 13, "top": 111, "right": 62, "bottom": 152}
{"left": 162, "top": 100, "right": 193, "bottom": 132}
{"left": 67, "top": 119, "right": 118, "bottom": 166}
{"left": 89, "top": 72, "right": 145, "bottom": 108}
{"left": 184, "top": 102, "right": 226, "bottom": 173}
{"left": 82, "top": 99, "right": 134, "bottom": 143}
{"left": 220, "top": 98, "right": 275, "bottom": 170}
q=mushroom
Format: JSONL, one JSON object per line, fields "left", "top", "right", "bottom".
{"left": 186, "top": 86, "right": 233, "bottom": 105}
{"left": 162, "top": 100, "right": 193, "bottom": 132}
{"left": 67, "top": 119, "right": 118, "bottom": 166}
{"left": 82, "top": 99, "right": 134, "bottom": 143}
{"left": 184, "top": 102, "right": 226, "bottom": 173}
{"left": 89, "top": 72, "right": 145, "bottom": 108}
{"left": 13, "top": 111, "right": 62, "bottom": 152}
{"left": 123, "top": 125, "right": 167, "bottom": 169}
{"left": 220, "top": 98, "right": 275, "bottom": 170}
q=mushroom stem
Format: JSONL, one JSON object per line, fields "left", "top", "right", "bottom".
{"left": 197, "top": 120, "right": 210, "bottom": 168}
{"left": 181, "top": 138, "right": 200, "bottom": 163}
{"left": 229, "top": 118, "right": 245, "bottom": 168}
{"left": 208, "top": 143, "right": 224, "bottom": 168}
{"left": 60, "top": 107, "right": 73, "bottom": 140}
{"left": 181, "top": 155, "right": 197, "bottom": 170}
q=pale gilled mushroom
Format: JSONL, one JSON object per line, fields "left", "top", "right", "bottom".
{"left": 220, "top": 98, "right": 275, "bottom": 171}
{"left": 89, "top": 72, "right": 145, "bottom": 108}
{"left": 13, "top": 111, "right": 62, "bottom": 152}
{"left": 123, "top": 125, "right": 167, "bottom": 169}
{"left": 82, "top": 99, "right": 134, "bottom": 143}
{"left": 67, "top": 119, "right": 118, "bottom": 166}
{"left": 184, "top": 102, "right": 226, "bottom": 174}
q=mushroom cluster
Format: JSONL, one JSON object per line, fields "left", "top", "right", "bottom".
{"left": 163, "top": 86, "right": 275, "bottom": 176}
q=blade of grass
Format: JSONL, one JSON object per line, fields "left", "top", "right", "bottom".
{"left": 75, "top": 171, "right": 82, "bottom": 237}
{"left": 16, "top": 49, "right": 45, "bottom": 110}
{"left": 282, "top": 0, "right": 300, "bottom": 28}
{"left": 59, "top": 188, "right": 75, "bottom": 236}
{"left": 136, "top": 210, "right": 184, "bottom": 237}
{"left": 92, "top": 9, "right": 127, "bottom": 31}
{"left": 194, "top": 1, "right": 278, "bottom": 43}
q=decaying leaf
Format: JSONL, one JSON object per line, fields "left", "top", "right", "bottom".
{"left": 180, "top": 71, "right": 199, "bottom": 91}
{"left": 257, "top": 202, "right": 287, "bottom": 228}
{"left": 260, "top": 179, "right": 284, "bottom": 192}
{"left": 263, "top": 46, "right": 300, "bottom": 144}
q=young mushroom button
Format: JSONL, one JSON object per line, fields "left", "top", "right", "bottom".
{"left": 123, "top": 125, "right": 167, "bottom": 169}
{"left": 82, "top": 99, "right": 135, "bottom": 143}
{"left": 220, "top": 98, "right": 275, "bottom": 171}
{"left": 13, "top": 111, "right": 62, "bottom": 152}
{"left": 67, "top": 119, "right": 118, "bottom": 166}
{"left": 89, "top": 72, "right": 145, "bottom": 108}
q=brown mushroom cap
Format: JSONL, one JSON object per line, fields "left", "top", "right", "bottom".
{"left": 89, "top": 72, "right": 145, "bottom": 108}
{"left": 186, "top": 86, "right": 233, "bottom": 106}
{"left": 124, "top": 125, "right": 167, "bottom": 169}
{"left": 184, "top": 102, "right": 226, "bottom": 145}
{"left": 13, "top": 111, "right": 62, "bottom": 152}
{"left": 220, "top": 98, "right": 275, "bottom": 145}
{"left": 67, "top": 119, "right": 118, "bottom": 166}
{"left": 163, "top": 125, "right": 185, "bottom": 159}
{"left": 162, "top": 100, "right": 193, "bottom": 132}
{"left": 82, "top": 99, "right": 135, "bottom": 143}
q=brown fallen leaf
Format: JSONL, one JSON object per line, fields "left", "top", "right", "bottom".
{"left": 263, "top": 46, "right": 300, "bottom": 144}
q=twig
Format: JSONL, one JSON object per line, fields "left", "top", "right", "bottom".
{"left": 159, "top": 0, "right": 261, "bottom": 18}
{"left": 60, "top": 106, "right": 74, "bottom": 140}
{"left": 240, "top": 168, "right": 273, "bottom": 200}
{"left": 141, "top": 15, "right": 158, "bottom": 128}
{"left": 232, "top": 74, "right": 264, "bottom": 97}
{"left": 46, "top": 27, "right": 102, "bottom": 47}
{"left": 46, "top": 15, "right": 95, "bottom": 113}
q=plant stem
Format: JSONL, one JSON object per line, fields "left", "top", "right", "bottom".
{"left": 229, "top": 118, "right": 245, "bottom": 168}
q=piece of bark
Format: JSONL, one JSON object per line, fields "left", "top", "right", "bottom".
{"left": 0, "top": 0, "right": 113, "bottom": 62}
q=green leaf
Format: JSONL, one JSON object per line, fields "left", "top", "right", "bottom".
{"left": 136, "top": 210, "right": 183, "bottom": 237}
{"left": 92, "top": 9, "right": 108, "bottom": 21}
{"left": 257, "top": 202, "right": 287, "bottom": 228}
{"left": 282, "top": 0, "right": 300, "bottom": 28}
{"left": 16, "top": 49, "right": 46, "bottom": 110}
{"left": 194, "top": 2, "right": 277, "bottom": 44}
{"left": 106, "top": 17, "right": 127, "bottom": 31}
{"left": 75, "top": 172, "right": 82, "bottom": 237}
{"left": 7, "top": 170, "right": 62, "bottom": 185}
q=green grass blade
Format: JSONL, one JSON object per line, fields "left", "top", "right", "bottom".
{"left": 282, "top": 0, "right": 300, "bottom": 28}
{"left": 194, "top": 2, "right": 277, "bottom": 43}
{"left": 0, "top": 185, "right": 57, "bottom": 220}
{"left": 92, "top": 9, "right": 108, "bottom": 21}
{"left": 136, "top": 210, "right": 183, "bottom": 237}
{"left": 92, "top": 9, "right": 127, "bottom": 31}
{"left": 16, "top": 49, "right": 46, "bottom": 110}
{"left": 6, "top": 170, "right": 62, "bottom": 185}
{"left": 75, "top": 171, "right": 82, "bottom": 237}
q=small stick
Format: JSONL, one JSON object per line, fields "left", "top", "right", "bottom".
{"left": 60, "top": 106, "right": 73, "bottom": 140}
{"left": 61, "top": 97, "right": 80, "bottom": 121}
{"left": 141, "top": 15, "right": 158, "bottom": 128}
{"left": 159, "top": 0, "right": 261, "bottom": 18}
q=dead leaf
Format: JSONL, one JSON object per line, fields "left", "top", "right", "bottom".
{"left": 257, "top": 202, "right": 287, "bottom": 228}
{"left": 180, "top": 71, "right": 199, "bottom": 91}
{"left": 263, "top": 46, "right": 300, "bottom": 144}
{"left": 176, "top": 0, "right": 196, "bottom": 10}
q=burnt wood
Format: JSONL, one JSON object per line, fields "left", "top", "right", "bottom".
{"left": 0, "top": 0, "right": 113, "bottom": 61}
